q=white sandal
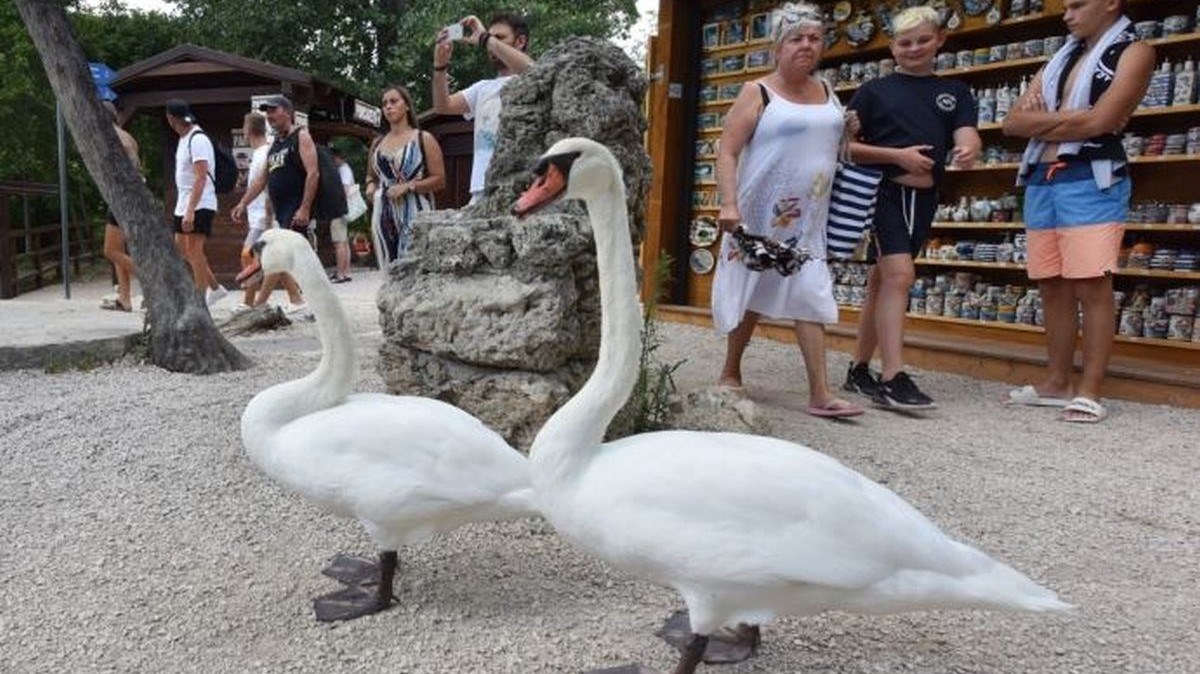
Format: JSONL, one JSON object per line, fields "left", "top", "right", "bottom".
{"left": 1059, "top": 397, "right": 1107, "bottom": 423}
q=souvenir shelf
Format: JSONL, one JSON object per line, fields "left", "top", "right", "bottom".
{"left": 679, "top": 0, "right": 1200, "bottom": 354}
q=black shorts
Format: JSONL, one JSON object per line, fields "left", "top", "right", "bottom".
{"left": 173, "top": 209, "right": 216, "bottom": 236}
{"left": 867, "top": 181, "right": 937, "bottom": 262}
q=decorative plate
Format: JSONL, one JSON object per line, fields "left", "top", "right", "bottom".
{"left": 690, "top": 216, "right": 719, "bottom": 247}
{"left": 986, "top": 3, "right": 1003, "bottom": 25}
{"left": 690, "top": 247, "right": 716, "bottom": 275}
{"left": 845, "top": 9, "right": 876, "bottom": 47}
{"left": 833, "top": 1, "right": 853, "bottom": 23}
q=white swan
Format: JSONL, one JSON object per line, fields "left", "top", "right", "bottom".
{"left": 512, "top": 138, "right": 1069, "bottom": 673}
{"left": 238, "top": 228, "right": 534, "bottom": 622}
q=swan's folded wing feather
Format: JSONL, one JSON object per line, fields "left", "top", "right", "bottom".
{"left": 564, "top": 430, "right": 988, "bottom": 590}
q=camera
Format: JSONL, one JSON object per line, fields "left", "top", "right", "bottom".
{"left": 443, "top": 23, "right": 464, "bottom": 42}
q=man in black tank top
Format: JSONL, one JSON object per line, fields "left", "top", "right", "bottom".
{"left": 1002, "top": 0, "right": 1154, "bottom": 423}
{"left": 233, "top": 95, "right": 319, "bottom": 232}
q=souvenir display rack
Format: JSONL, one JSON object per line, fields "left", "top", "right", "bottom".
{"left": 679, "top": 0, "right": 1200, "bottom": 359}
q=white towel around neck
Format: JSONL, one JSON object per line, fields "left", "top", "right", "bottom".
{"left": 1017, "top": 16, "right": 1132, "bottom": 189}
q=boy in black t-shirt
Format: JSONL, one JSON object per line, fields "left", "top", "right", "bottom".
{"left": 842, "top": 6, "right": 982, "bottom": 410}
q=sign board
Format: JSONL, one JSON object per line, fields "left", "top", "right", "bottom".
{"left": 352, "top": 99, "right": 382, "bottom": 129}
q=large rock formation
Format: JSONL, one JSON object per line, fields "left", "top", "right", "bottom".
{"left": 377, "top": 37, "right": 650, "bottom": 449}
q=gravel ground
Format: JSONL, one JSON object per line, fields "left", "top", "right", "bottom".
{"left": 1, "top": 270, "right": 1197, "bottom": 674}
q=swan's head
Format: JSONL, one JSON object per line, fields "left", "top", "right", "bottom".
{"left": 512, "top": 137, "right": 621, "bottom": 217}
{"left": 234, "top": 228, "right": 310, "bottom": 283}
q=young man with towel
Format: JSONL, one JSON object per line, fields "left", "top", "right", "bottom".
{"left": 1003, "top": 0, "right": 1154, "bottom": 423}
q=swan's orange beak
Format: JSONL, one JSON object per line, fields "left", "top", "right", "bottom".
{"left": 512, "top": 163, "right": 567, "bottom": 218}
{"left": 235, "top": 259, "right": 261, "bottom": 285}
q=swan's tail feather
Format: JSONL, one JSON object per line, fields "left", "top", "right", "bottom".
{"left": 861, "top": 559, "right": 1072, "bottom": 614}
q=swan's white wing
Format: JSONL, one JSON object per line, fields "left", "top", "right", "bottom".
{"left": 559, "top": 430, "right": 989, "bottom": 590}
{"left": 261, "top": 395, "right": 528, "bottom": 534}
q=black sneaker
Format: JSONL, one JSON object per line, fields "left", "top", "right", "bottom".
{"left": 843, "top": 362, "right": 880, "bottom": 398}
{"left": 872, "top": 371, "right": 937, "bottom": 410}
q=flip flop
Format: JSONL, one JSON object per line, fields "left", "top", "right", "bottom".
{"left": 806, "top": 399, "right": 864, "bottom": 418}
{"left": 1006, "top": 384, "right": 1071, "bottom": 408}
{"left": 1059, "top": 396, "right": 1107, "bottom": 423}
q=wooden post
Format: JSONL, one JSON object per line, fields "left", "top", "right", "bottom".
{"left": 0, "top": 191, "right": 13, "bottom": 299}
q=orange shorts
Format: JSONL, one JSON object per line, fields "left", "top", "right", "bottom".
{"left": 1026, "top": 223, "right": 1124, "bottom": 280}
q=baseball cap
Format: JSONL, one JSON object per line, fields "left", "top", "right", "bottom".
{"left": 257, "top": 95, "right": 293, "bottom": 112}
{"left": 165, "top": 98, "right": 196, "bottom": 123}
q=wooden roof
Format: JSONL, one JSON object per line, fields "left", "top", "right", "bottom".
{"left": 110, "top": 44, "right": 374, "bottom": 138}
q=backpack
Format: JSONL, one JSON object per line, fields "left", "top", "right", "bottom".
{"left": 313, "top": 142, "right": 348, "bottom": 220}
{"left": 188, "top": 129, "right": 238, "bottom": 194}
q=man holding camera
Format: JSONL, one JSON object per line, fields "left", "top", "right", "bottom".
{"left": 432, "top": 11, "right": 533, "bottom": 203}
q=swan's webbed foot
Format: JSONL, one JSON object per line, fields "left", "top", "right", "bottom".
{"left": 313, "top": 551, "right": 398, "bottom": 622}
{"left": 656, "top": 610, "right": 759, "bottom": 665}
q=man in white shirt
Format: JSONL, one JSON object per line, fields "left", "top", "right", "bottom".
{"left": 165, "top": 98, "right": 226, "bottom": 304}
{"left": 330, "top": 148, "right": 355, "bottom": 282}
{"left": 432, "top": 11, "right": 533, "bottom": 203}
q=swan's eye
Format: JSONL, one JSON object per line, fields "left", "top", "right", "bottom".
{"left": 251, "top": 239, "right": 267, "bottom": 258}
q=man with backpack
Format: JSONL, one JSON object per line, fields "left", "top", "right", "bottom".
{"left": 165, "top": 98, "right": 229, "bottom": 304}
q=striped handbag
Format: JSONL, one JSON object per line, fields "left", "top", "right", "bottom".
{"left": 826, "top": 160, "right": 882, "bottom": 259}
{"left": 825, "top": 88, "right": 882, "bottom": 260}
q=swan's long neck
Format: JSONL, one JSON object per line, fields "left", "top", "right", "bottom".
{"left": 242, "top": 246, "right": 358, "bottom": 453}
{"left": 529, "top": 169, "right": 642, "bottom": 489}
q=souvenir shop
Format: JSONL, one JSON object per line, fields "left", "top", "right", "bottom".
{"left": 640, "top": 0, "right": 1200, "bottom": 406}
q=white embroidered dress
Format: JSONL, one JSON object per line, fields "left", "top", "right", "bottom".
{"left": 712, "top": 81, "right": 842, "bottom": 333}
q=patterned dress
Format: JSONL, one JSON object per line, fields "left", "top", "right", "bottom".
{"left": 712, "top": 81, "right": 842, "bottom": 333}
{"left": 371, "top": 132, "right": 434, "bottom": 265}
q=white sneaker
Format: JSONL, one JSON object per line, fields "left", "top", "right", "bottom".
{"left": 282, "top": 301, "right": 308, "bottom": 315}
{"left": 206, "top": 285, "right": 229, "bottom": 306}
{"left": 230, "top": 302, "right": 253, "bottom": 315}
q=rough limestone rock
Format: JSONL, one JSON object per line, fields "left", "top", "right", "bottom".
{"left": 377, "top": 37, "right": 650, "bottom": 449}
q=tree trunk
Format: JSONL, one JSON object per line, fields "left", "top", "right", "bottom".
{"left": 15, "top": 0, "right": 250, "bottom": 374}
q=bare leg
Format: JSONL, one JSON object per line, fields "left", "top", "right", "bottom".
{"left": 239, "top": 247, "right": 258, "bottom": 305}
{"left": 176, "top": 233, "right": 206, "bottom": 292}
{"left": 853, "top": 264, "right": 881, "bottom": 365}
{"left": 1072, "top": 275, "right": 1114, "bottom": 401}
{"left": 793, "top": 320, "right": 845, "bottom": 408}
{"left": 104, "top": 224, "right": 135, "bottom": 310}
{"left": 1035, "top": 276, "right": 1076, "bottom": 399}
{"left": 335, "top": 241, "right": 351, "bottom": 278}
{"left": 874, "top": 253, "right": 916, "bottom": 381}
{"left": 719, "top": 311, "right": 760, "bottom": 388}
{"left": 281, "top": 273, "right": 304, "bottom": 304}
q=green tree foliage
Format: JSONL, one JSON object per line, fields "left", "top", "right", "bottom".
{"left": 172, "top": 0, "right": 637, "bottom": 109}
{"left": 5, "top": 0, "right": 637, "bottom": 213}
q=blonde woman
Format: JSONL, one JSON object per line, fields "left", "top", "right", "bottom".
{"left": 711, "top": 2, "right": 863, "bottom": 418}
{"left": 365, "top": 85, "right": 446, "bottom": 266}
{"left": 843, "top": 6, "right": 981, "bottom": 410}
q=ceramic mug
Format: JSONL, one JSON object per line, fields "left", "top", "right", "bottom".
{"left": 1043, "top": 35, "right": 1065, "bottom": 54}
{"left": 1162, "top": 15, "right": 1189, "bottom": 36}
{"left": 1188, "top": 203, "right": 1200, "bottom": 224}
{"left": 956, "top": 50, "right": 973, "bottom": 69}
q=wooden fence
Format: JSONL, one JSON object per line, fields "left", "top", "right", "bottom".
{"left": 0, "top": 181, "right": 98, "bottom": 299}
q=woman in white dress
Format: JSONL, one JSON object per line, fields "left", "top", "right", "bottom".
{"left": 711, "top": 2, "right": 863, "bottom": 418}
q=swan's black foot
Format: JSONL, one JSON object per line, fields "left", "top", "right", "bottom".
{"left": 321, "top": 554, "right": 379, "bottom": 587}
{"left": 582, "top": 665, "right": 661, "bottom": 674}
{"left": 313, "top": 586, "right": 395, "bottom": 622}
{"left": 313, "top": 551, "right": 398, "bottom": 622}
{"left": 656, "top": 610, "right": 760, "bottom": 664}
